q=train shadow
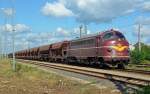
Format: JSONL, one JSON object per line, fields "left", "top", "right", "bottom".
{"left": 106, "top": 75, "right": 139, "bottom": 94}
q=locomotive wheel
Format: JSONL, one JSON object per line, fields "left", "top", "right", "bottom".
{"left": 99, "top": 63, "right": 109, "bottom": 69}
{"left": 99, "top": 63, "right": 105, "bottom": 68}
{"left": 64, "top": 57, "right": 71, "bottom": 64}
{"left": 117, "top": 64, "right": 125, "bottom": 69}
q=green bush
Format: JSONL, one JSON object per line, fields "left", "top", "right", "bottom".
{"left": 131, "top": 43, "right": 150, "bottom": 64}
{"left": 142, "top": 45, "right": 150, "bottom": 61}
{"left": 131, "top": 50, "right": 144, "bottom": 64}
{"left": 136, "top": 85, "right": 150, "bottom": 94}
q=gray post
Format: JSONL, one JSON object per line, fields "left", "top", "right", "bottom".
{"left": 79, "top": 25, "right": 82, "bottom": 38}
{"left": 12, "top": 27, "right": 16, "bottom": 71}
{"left": 10, "top": 0, "right": 16, "bottom": 71}
{"left": 138, "top": 24, "right": 141, "bottom": 52}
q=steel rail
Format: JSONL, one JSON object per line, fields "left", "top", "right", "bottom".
{"left": 128, "top": 64, "right": 150, "bottom": 68}
{"left": 114, "top": 69, "right": 150, "bottom": 75}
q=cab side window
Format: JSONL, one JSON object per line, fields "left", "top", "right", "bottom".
{"left": 103, "top": 32, "right": 114, "bottom": 40}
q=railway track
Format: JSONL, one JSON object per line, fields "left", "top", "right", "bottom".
{"left": 114, "top": 69, "right": 150, "bottom": 75}
{"left": 136, "top": 64, "right": 150, "bottom": 67}
{"left": 17, "top": 59, "right": 150, "bottom": 87}
{"left": 128, "top": 64, "right": 150, "bottom": 68}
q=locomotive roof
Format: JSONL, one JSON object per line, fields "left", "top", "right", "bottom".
{"left": 71, "top": 33, "right": 100, "bottom": 42}
{"left": 71, "top": 29, "right": 120, "bottom": 42}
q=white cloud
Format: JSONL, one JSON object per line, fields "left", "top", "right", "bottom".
{"left": 55, "top": 27, "right": 70, "bottom": 37}
{"left": 0, "top": 24, "right": 12, "bottom": 32}
{"left": 15, "top": 24, "right": 31, "bottom": 32}
{"left": 41, "top": 2, "right": 73, "bottom": 17}
{"left": 1, "top": 8, "right": 15, "bottom": 16}
{"left": 0, "top": 24, "right": 31, "bottom": 33}
{"left": 64, "top": 0, "right": 141, "bottom": 23}
{"left": 142, "top": 1, "right": 150, "bottom": 12}
{"left": 42, "top": 0, "right": 147, "bottom": 23}
{"left": 24, "top": 29, "right": 70, "bottom": 47}
{"left": 42, "top": 0, "right": 150, "bottom": 24}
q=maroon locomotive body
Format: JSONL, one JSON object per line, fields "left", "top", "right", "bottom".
{"left": 9, "top": 29, "right": 130, "bottom": 69}
{"left": 66, "top": 29, "right": 130, "bottom": 68}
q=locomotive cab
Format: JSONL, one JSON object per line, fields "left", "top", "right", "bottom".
{"left": 100, "top": 30, "right": 130, "bottom": 68}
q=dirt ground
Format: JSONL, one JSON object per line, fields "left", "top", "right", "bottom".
{"left": 0, "top": 59, "right": 121, "bottom": 94}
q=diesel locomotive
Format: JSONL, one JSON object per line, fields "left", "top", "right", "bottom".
{"left": 9, "top": 29, "right": 130, "bottom": 69}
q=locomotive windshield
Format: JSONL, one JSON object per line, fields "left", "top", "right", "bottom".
{"left": 103, "top": 32, "right": 125, "bottom": 40}
{"left": 115, "top": 32, "right": 125, "bottom": 40}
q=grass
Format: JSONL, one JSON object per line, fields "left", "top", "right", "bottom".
{"left": 136, "top": 85, "right": 150, "bottom": 94}
{"left": 0, "top": 59, "right": 121, "bottom": 94}
{"left": 128, "top": 60, "right": 150, "bottom": 71}
{"left": 141, "top": 60, "right": 150, "bottom": 64}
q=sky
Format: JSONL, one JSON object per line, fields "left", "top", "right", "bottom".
{"left": 0, "top": 0, "right": 150, "bottom": 53}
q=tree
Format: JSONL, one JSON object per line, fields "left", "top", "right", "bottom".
{"left": 131, "top": 43, "right": 150, "bottom": 64}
